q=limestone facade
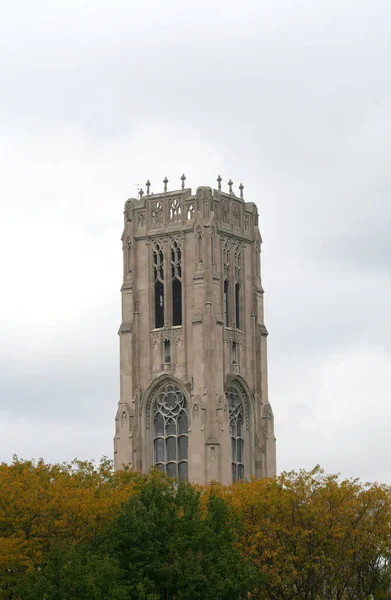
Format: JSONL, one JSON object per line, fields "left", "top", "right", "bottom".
{"left": 114, "top": 177, "right": 276, "bottom": 484}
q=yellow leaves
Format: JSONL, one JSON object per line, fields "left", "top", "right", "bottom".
{"left": 225, "top": 468, "right": 391, "bottom": 599}
{"left": 0, "top": 457, "right": 141, "bottom": 592}
{"left": 1, "top": 460, "right": 391, "bottom": 599}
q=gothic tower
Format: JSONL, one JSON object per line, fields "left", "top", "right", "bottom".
{"left": 114, "top": 176, "right": 276, "bottom": 484}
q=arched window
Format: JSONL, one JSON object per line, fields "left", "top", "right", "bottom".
{"left": 233, "top": 242, "right": 241, "bottom": 329}
{"left": 170, "top": 238, "right": 182, "bottom": 326}
{"left": 153, "top": 383, "right": 188, "bottom": 482}
{"left": 153, "top": 241, "right": 164, "bottom": 328}
{"left": 224, "top": 279, "right": 229, "bottom": 327}
{"left": 235, "top": 283, "right": 240, "bottom": 329}
{"left": 226, "top": 386, "right": 244, "bottom": 482}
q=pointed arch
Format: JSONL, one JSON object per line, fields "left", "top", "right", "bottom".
{"left": 152, "top": 239, "right": 164, "bottom": 328}
{"left": 225, "top": 376, "right": 253, "bottom": 482}
{"left": 142, "top": 375, "right": 189, "bottom": 483}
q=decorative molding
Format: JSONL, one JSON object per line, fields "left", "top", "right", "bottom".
{"left": 150, "top": 326, "right": 183, "bottom": 348}
{"left": 224, "top": 328, "right": 245, "bottom": 349}
{"left": 221, "top": 198, "right": 230, "bottom": 224}
{"left": 137, "top": 210, "right": 146, "bottom": 228}
{"left": 152, "top": 330, "right": 161, "bottom": 347}
{"left": 226, "top": 380, "right": 250, "bottom": 430}
{"left": 118, "top": 322, "right": 133, "bottom": 335}
{"left": 192, "top": 314, "right": 203, "bottom": 324}
{"left": 186, "top": 200, "right": 195, "bottom": 220}
{"left": 150, "top": 199, "right": 163, "bottom": 227}
{"left": 169, "top": 197, "right": 182, "bottom": 222}
{"left": 232, "top": 202, "right": 241, "bottom": 228}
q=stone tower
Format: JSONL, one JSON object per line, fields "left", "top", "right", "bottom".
{"left": 114, "top": 176, "right": 276, "bottom": 484}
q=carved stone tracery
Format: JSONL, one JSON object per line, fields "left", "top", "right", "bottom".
{"left": 137, "top": 210, "right": 146, "bottom": 228}
{"left": 169, "top": 198, "right": 182, "bottom": 222}
{"left": 186, "top": 201, "right": 195, "bottom": 220}
{"left": 151, "top": 200, "right": 163, "bottom": 226}
{"left": 224, "top": 328, "right": 245, "bottom": 349}
{"left": 226, "top": 381, "right": 250, "bottom": 430}
{"left": 222, "top": 199, "right": 230, "bottom": 224}
{"left": 232, "top": 202, "right": 240, "bottom": 228}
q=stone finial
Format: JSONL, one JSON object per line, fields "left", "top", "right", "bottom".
{"left": 228, "top": 179, "right": 233, "bottom": 194}
{"left": 217, "top": 175, "right": 222, "bottom": 191}
{"left": 146, "top": 180, "right": 151, "bottom": 196}
{"left": 163, "top": 177, "right": 168, "bottom": 192}
{"left": 139, "top": 188, "right": 144, "bottom": 200}
{"left": 239, "top": 182, "right": 244, "bottom": 199}
{"left": 181, "top": 174, "right": 186, "bottom": 189}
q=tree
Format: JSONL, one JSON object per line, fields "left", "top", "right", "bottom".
{"left": 0, "top": 456, "right": 141, "bottom": 599}
{"left": 19, "top": 473, "right": 259, "bottom": 600}
{"left": 228, "top": 466, "right": 391, "bottom": 600}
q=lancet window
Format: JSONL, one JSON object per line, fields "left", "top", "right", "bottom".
{"left": 153, "top": 383, "right": 188, "bottom": 482}
{"left": 170, "top": 237, "right": 182, "bottom": 326}
{"left": 233, "top": 242, "right": 241, "bottom": 329}
{"left": 226, "top": 385, "right": 244, "bottom": 482}
{"left": 152, "top": 240, "right": 164, "bottom": 329}
{"left": 223, "top": 239, "right": 230, "bottom": 327}
{"left": 224, "top": 280, "right": 229, "bottom": 327}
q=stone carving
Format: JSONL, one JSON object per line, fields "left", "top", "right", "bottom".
{"left": 126, "top": 238, "right": 132, "bottom": 273}
{"left": 196, "top": 187, "right": 213, "bottom": 218}
{"left": 233, "top": 241, "right": 241, "bottom": 283}
{"left": 196, "top": 225, "right": 203, "bottom": 263}
{"left": 222, "top": 199, "right": 230, "bottom": 224}
{"left": 137, "top": 210, "right": 146, "bottom": 228}
{"left": 169, "top": 237, "right": 182, "bottom": 282}
{"left": 244, "top": 213, "right": 249, "bottom": 231}
{"left": 151, "top": 200, "right": 163, "bottom": 226}
{"left": 224, "top": 328, "right": 245, "bottom": 349}
{"left": 173, "top": 328, "right": 183, "bottom": 345}
{"left": 226, "top": 382, "right": 250, "bottom": 430}
{"left": 186, "top": 201, "right": 195, "bottom": 220}
{"left": 151, "top": 326, "right": 183, "bottom": 348}
{"left": 169, "top": 198, "right": 182, "bottom": 222}
{"left": 152, "top": 331, "right": 161, "bottom": 347}
{"left": 125, "top": 200, "right": 133, "bottom": 222}
{"left": 232, "top": 203, "right": 240, "bottom": 228}
{"left": 152, "top": 239, "right": 164, "bottom": 283}
{"left": 222, "top": 238, "right": 230, "bottom": 278}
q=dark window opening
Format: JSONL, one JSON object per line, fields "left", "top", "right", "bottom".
{"left": 224, "top": 280, "right": 229, "bottom": 327}
{"left": 159, "top": 251, "right": 163, "bottom": 278}
{"left": 235, "top": 283, "right": 240, "bottom": 329}
{"left": 164, "top": 340, "right": 171, "bottom": 363}
{"left": 154, "top": 281, "right": 164, "bottom": 328}
{"left": 172, "top": 279, "right": 182, "bottom": 326}
{"left": 232, "top": 342, "right": 237, "bottom": 367}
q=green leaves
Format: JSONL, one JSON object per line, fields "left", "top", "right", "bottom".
{"left": 16, "top": 473, "right": 256, "bottom": 600}
{"left": 3, "top": 461, "right": 391, "bottom": 600}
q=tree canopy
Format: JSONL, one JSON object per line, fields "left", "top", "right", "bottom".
{"left": 1, "top": 459, "right": 391, "bottom": 600}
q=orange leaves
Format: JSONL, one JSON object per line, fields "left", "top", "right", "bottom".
{"left": 1, "top": 461, "right": 391, "bottom": 600}
{"left": 227, "top": 467, "right": 391, "bottom": 599}
{"left": 0, "top": 457, "right": 142, "bottom": 594}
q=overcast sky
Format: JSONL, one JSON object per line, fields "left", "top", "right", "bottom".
{"left": 1, "top": 0, "right": 390, "bottom": 483}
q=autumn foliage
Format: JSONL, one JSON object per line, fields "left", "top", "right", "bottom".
{"left": 1, "top": 459, "right": 391, "bottom": 599}
{"left": 227, "top": 467, "right": 391, "bottom": 599}
{"left": 0, "top": 457, "right": 142, "bottom": 597}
